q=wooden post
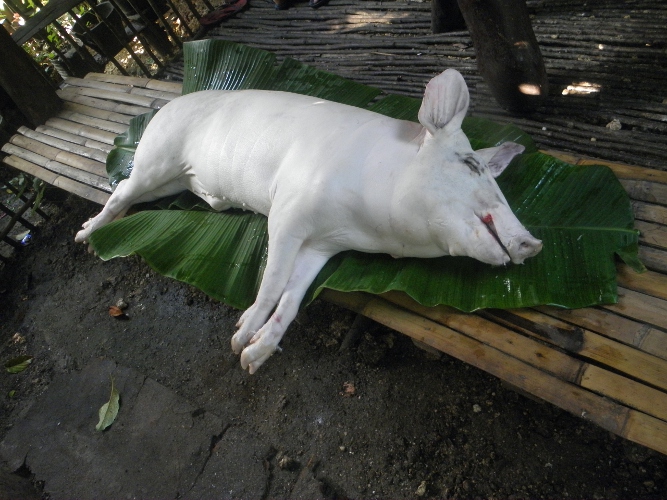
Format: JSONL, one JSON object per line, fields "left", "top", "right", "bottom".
{"left": 0, "top": 26, "right": 62, "bottom": 127}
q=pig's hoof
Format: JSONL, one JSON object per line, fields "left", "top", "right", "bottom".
{"left": 231, "top": 329, "right": 255, "bottom": 354}
{"left": 74, "top": 229, "right": 89, "bottom": 244}
{"left": 240, "top": 341, "right": 276, "bottom": 374}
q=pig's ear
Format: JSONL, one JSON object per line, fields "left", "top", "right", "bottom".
{"left": 418, "top": 69, "right": 470, "bottom": 135}
{"left": 476, "top": 142, "right": 526, "bottom": 177}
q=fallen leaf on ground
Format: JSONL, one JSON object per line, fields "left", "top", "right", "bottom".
{"left": 96, "top": 377, "right": 120, "bottom": 431}
{"left": 5, "top": 355, "right": 33, "bottom": 374}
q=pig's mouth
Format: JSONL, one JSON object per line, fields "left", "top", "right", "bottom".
{"left": 480, "top": 214, "right": 511, "bottom": 262}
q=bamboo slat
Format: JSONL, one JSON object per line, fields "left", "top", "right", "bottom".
{"left": 44, "top": 117, "right": 118, "bottom": 145}
{"left": 7, "top": 135, "right": 107, "bottom": 178}
{"left": 637, "top": 221, "right": 667, "bottom": 249}
{"left": 535, "top": 304, "right": 667, "bottom": 361}
{"left": 129, "top": 87, "right": 181, "bottom": 101}
{"left": 633, "top": 201, "right": 667, "bottom": 225}
{"left": 617, "top": 265, "right": 667, "bottom": 301}
{"left": 63, "top": 87, "right": 165, "bottom": 109}
{"left": 2, "top": 155, "right": 110, "bottom": 205}
{"left": 34, "top": 126, "right": 113, "bottom": 154}
{"left": 379, "top": 291, "right": 667, "bottom": 423}
{"left": 639, "top": 246, "right": 667, "bottom": 274}
{"left": 62, "top": 102, "right": 133, "bottom": 126}
{"left": 484, "top": 308, "right": 667, "bottom": 392}
{"left": 84, "top": 72, "right": 184, "bottom": 94}
{"left": 56, "top": 111, "right": 129, "bottom": 135}
{"left": 17, "top": 127, "right": 111, "bottom": 163}
{"left": 2, "top": 143, "right": 110, "bottom": 191}
{"left": 604, "top": 288, "right": 667, "bottom": 331}
{"left": 63, "top": 76, "right": 133, "bottom": 93}
{"left": 57, "top": 89, "right": 154, "bottom": 117}
{"left": 63, "top": 78, "right": 181, "bottom": 103}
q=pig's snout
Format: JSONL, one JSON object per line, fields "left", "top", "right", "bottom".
{"left": 507, "top": 234, "right": 542, "bottom": 264}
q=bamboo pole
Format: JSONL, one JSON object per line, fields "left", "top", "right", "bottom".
{"left": 636, "top": 221, "right": 667, "bottom": 250}
{"left": 2, "top": 143, "right": 109, "bottom": 188}
{"left": 64, "top": 87, "right": 163, "bottom": 108}
{"left": 128, "top": 87, "right": 181, "bottom": 101}
{"left": 3, "top": 156, "right": 110, "bottom": 205}
{"left": 84, "top": 72, "right": 156, "bottom": 88}
{"left": 56, "top": 111, "right": 129, "bottom": 135}
{"left": 633, "top": 201, "right": 667, "bottom": 226}
{"left": 640, "top": 246, "right": 667, "bottom": 274}
{"left": 603, "top": 288, "right": 667, "bottom": 331}
{"left": 63, "top": 76, "right": 133, "bottom": 93}
{"left": 7, "top": 135, "right": 107, "bottom": 176}
{"left": 57, "top": 89, "right": 153, "bottom": 117}
{"left": 535, "top": 304, "right": 667, "bottom": 362}
{"left": 18, "top": 127, "right": 107, "bottom": 163}
{"left": 44, "top": 118, "right": 118, "bottom": 145}
{"left": 34, "top": 126, "right": 113, "bottom": 154}
{"left": 617, "top": 265, "right": 667, "bottom": 301}
{"left": 62, "top": 102, "right": 133, "bottom": 126}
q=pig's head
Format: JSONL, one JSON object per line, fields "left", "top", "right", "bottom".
{"left": 408, "top": 69, "right": 542, "bottom": 266}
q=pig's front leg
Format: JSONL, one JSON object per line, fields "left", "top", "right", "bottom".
{"left": 234, "top": 244, "right": 331, "bottom": 374}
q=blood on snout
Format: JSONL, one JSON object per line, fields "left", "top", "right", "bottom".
{"left": 481, "top": 214, "right": 493, "bottom": 225}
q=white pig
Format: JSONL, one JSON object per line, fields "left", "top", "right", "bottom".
{"left": 76, "top": 68, "right": 542, "bottom": 373}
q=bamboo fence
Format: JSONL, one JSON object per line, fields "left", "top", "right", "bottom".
{"left": 2, "top": 73, "right": 667, "bottom": 455}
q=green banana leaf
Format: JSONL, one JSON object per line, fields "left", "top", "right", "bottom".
{"left": 89, "top": 40, "right": 643, "bottom": 312}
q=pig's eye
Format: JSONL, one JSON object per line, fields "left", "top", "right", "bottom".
{"left": 463, "top": 155, "right": 483, "bottom": 175}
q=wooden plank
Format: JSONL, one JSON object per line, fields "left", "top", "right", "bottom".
{"left": 62, "top": 102, "right": 133, "bottom": 126}
{"left": 322, "top": 289, "right": 667, "bottom": 456}
{"left": 57, "top": 89, "right": 153, "bottom": 117}
{"left": 17, "top": 127, "right": 109, "bottom": 163}
{"left": 35, "top": 126, "right": 113, "bottom": 154}
{"left": 56, "top": 110, "right": 129, "bottom": 135}
{"left": 44, "top": 117, "right": 117, "bottom": 145}
{"left": 536, "top": 304, "right": 667, "bottom": 361}
{"left": 3, "top": 155, "right": 110, "bottom": 205}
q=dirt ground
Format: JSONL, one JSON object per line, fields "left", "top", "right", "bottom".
{"left": 2, "top": 191, "right": 667, "bottom": 498}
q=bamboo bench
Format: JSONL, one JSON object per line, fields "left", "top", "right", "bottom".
{"left": 3, "top": 74, "right": 667, "bottom": 455}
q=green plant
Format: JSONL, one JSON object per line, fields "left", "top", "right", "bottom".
{"left": 3, "top": 173, "right": 46, "bottom": 214}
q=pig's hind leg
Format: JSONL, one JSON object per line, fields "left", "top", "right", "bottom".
{"left": 238, "top": 244, "right": 331, "bottom": 374}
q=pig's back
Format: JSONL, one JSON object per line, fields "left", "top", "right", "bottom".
{"left": 136, "top": 89, "right": 409, "bottom": 215}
